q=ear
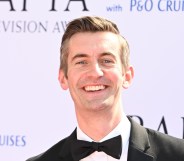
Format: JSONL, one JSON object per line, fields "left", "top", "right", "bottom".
{"left": 122, "top": 66, "right": 134, "bottom": 89}
{"left": 58, "top": 70, "right": 68, "bottom": 90}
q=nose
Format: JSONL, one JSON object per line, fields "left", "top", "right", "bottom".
{"left": 87, "top": 63, "right": 104, "bottom": 78}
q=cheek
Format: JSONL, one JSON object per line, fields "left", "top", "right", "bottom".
{"left": 68, "top": 66, "right": 87, "bottom": 78}
{"left": 67, "top": 69, "right": 82, "bottom": 87}
{"left": 106, "top": 68, "right": 123, "bottom": 81}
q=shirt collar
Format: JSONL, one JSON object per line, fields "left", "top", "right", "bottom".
{"left": 77, "top": 113, "right": 131, "bottom": 151}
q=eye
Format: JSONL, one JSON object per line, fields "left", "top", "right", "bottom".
{"left": 103, "top": 59, "right": 112, "bottom": 63}
{"left": 75, "top": 60, "right": 87, "bottom": 65}
{"left": 101, "top": 59, "right": 114, "bottom": 64}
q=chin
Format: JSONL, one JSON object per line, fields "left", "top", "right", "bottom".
{"left": 86, "top": 102, "right": 111, "bottom": 112}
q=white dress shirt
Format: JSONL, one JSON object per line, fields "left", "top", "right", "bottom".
{"left": 77, "top": 113, "right": 131, "bottom": 161}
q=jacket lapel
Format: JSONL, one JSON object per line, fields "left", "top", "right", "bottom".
{"left": 128, "top": 117, "right": 155, "bottom": 161}
{"left": 59, "top": 129, "right": 77, "bottom": 161}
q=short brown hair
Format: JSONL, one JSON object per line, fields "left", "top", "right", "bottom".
{"left": 60, "top": 16, "right": 130, "bottom": 77}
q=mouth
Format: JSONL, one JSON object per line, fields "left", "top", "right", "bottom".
{"left": 83, "top": 85, "right": 106, "bottom": 92}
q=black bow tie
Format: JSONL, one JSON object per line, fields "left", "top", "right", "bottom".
{"left": 71, "top": 135, "right": 122, "bottom": 161}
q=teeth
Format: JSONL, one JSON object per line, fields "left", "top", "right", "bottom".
{"left": 84, "top": 85, "right": 105, "bottom": 91}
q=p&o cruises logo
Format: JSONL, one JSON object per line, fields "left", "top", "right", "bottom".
{"left": 0, "top": 134, "right": 26, "bottom": 147}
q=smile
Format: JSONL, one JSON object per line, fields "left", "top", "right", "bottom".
{"left": 84, "top": 85, "right": 106, "bottom": 92}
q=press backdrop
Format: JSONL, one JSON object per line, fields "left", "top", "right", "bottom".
{"left": 0, "top": 0, "right": 184, "bottom": 161}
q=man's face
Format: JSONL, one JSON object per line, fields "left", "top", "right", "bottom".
{"left": 59, "top": 32, "right": 133, "bottom": 113}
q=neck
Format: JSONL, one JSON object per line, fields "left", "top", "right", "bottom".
{"left": 76, "top": 106, "right": 123, "bottom": 141}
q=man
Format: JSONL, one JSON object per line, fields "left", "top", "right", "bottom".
{"left": 27, "top": 16, "right": 184, "bottom": 161}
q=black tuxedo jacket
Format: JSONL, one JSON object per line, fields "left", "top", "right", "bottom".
{"left": 27, "top": 118, "right": 184, "bottom": 161}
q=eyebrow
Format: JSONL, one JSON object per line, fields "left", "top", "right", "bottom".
{"left": 100, "top": 52, "right": 116, "bottom": 60}
{"left": 71, "top": 53, "right": 89, "bottom": 62}
{"left": 71, "top": 52, "right": 116, "bottom": 62}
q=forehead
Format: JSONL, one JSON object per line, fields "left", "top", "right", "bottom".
{"left": 68, "top": 32, "right": 120, "bottom": 56}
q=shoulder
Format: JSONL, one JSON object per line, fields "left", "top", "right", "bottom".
{"left": 26, "top": 128, "right": 77, "bottom": 161}
{"left": 128, "top": 117, "right": 184, "bottom": 160}
{"left": 145, "top": 127, "right": 184, "bottom": 160}
{"left": 146, "top": 127, "right": 184, "bottom": 151}
{"left": 26, "top": 153, "right": 44, "bottom": 161}
{"left": 25, "top": 137, "right": 68, "bottom": 161}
